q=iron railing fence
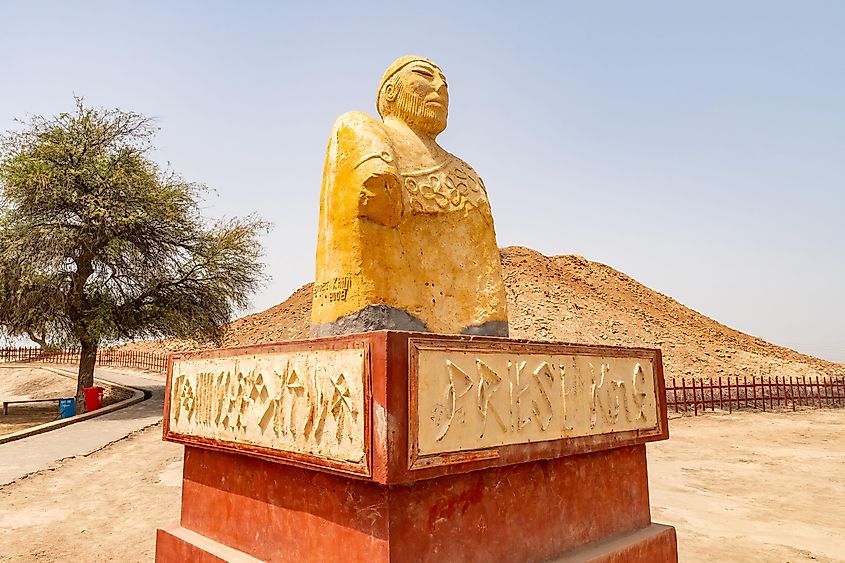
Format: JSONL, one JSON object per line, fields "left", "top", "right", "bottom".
{"left": 0, "top": 347, "right": 167, "bottom": 373}
{"left": 666, "top": 375, "right": 845, "bottom": 415}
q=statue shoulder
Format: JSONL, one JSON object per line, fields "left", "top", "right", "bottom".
{"left": 329, "top": 111, "right": 395, "bottom": 169}
{"left": 331, "top": 111, "right": 388, "bottom": 140}
{"left": 448, "top": 153, "right": 480, "bottom": 178}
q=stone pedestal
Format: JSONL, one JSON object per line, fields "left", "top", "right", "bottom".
{"left": 155, "top": 331, "right": 677, "bottom": 562}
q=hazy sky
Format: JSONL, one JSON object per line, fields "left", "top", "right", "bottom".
{"left": 1, "top": 2, "right": 843, "bottom": 363}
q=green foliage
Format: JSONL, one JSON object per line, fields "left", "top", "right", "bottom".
{"left": 0, "top": 98, "right": 269, "bottom": 352}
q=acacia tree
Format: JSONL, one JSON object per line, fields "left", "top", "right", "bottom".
{"left": 0, "top": 99, "right": 268, "bottom": 412}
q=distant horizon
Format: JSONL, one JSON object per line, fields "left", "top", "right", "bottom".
{"left": 1, "top": 2, "right": 843, "bottom": 363}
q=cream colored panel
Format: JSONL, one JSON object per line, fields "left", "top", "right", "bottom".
{"left": 417, "top": 349, "right": 658, "bottom": 456}
{"left": 169, "top": 349, "right": 366, "bottom": 465}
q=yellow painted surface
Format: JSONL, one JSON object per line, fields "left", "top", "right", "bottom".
{"left": 415, "top": 348, "right": 659, "bottom": 456}
{"left": 312, "top": 56, "right": 508, "bottom": 333}
{"left": 169, "top": 349, "right": 367, "bottom": 466}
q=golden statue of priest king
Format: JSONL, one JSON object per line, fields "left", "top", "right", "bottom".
{"left": 311, "top": 56, "right": 509, "bottom": 337}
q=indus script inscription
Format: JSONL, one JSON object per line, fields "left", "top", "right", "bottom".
{"left": 168, "top": 348, "right": 367, "bottom": 467}
{"left": 413, "top": 343, "right": 660, "bottom": 456}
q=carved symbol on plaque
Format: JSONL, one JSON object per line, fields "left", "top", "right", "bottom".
{"left": 628, "top": 363, "right": 649, "bottom": 423}
{"left": 214, "top": 370, "right": 231, "bottom": 429}
{"left": 476, "top": 360, "right": 509, "bottom": 436}
{"left": 329, "top": 372, "right": 358, "bottom": 443}
{"left": 435, "top": 360, "right": 475, "bottom": 441}
{"left": 179, "top": 375, "right": 195, "bottom": 423}
{"left": 512, "top": 360, "right": 557, "bottom": 432}
{"left": 590, "top": 362, "right": 615, "bottom": 429}
{"left": 532, "top": 362, "right": 555, "bottom": 431}
{"left": 272, "top": 365, "right": 306, "bottom": 439}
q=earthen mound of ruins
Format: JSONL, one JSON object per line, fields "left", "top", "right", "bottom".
{"left": 121, "top": 246, "right": 844, "bottom": 379}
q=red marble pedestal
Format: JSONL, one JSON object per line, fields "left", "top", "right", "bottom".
{"left": 155, "top": 332, "right": 678, "bottom": 562}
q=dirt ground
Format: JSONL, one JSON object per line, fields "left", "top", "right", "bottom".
{"left": 649, "top": 409, "right": 845, "bottom": 562}
{"left": 0, "top": 409, "right": 842, "bottom": 562}
{"left": 0, "top": 423, "right": 182, "bottom": 563}
{"left": 0, "top": 367, "right": 134, "bottom": 436}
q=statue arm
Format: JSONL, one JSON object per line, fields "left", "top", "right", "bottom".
{"left": 356, "top": 152, "right": 402, "bottom": 228}
{"left": 331, "top": 112, "right": 402, "bottom": 228}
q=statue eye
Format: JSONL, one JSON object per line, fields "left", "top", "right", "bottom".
{"left": 413, "top": 68, "right": 435, "bottom": 79}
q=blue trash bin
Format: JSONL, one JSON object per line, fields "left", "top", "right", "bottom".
{"left": 59, "top": 398, "right": 75, "bottom": 419}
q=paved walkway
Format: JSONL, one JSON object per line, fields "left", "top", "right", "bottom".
{"left": 0, "top": 367, "right": 165, "bottom": 486}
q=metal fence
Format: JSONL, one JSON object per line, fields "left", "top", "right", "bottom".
{"left": 666, "top": 375, "right": 845, "bottom": 415}
{"left": 0, "top": 347, "right": 168, "bottom": 373}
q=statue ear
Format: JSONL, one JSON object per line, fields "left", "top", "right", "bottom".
{"left": 383, "top": 81, "right": 399, "bottom": 102}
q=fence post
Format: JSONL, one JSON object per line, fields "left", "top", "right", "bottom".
{"left": 672, "top": 378, "right": 678, "bottom": 414}
{"left": 790, "top": 376, "right": 795, "bottom": 411}
{"left": 839, "top": 377, "right": 845, "bottom": 405}
{"left": 820, "top": 377, "right": 826, "bottom": 407}
{"left": 718, "top": 377, "right": 724, "bottom": 410}
{"left": 692, "top": 379, "right": 698, "bottom": 416}
{"left": 824, "top": 376, "right": 830, "bottom": 407}
{"left": 709, "top": 379, "right": 714, "bottom": 411}
{"left": 682, "top": 378, "right": 688, "bottom": 414}
{"left": 728, "top": 377, "right": 733, "bottom": 413}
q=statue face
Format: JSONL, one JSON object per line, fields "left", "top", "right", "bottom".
{"left": 387, "top": 61, "right": 449, "bottom": 137}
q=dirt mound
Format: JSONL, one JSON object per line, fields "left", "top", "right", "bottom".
{"left": 120, "top": 246, "right": 844, "bottom": 379}
{"left": 501, "top": 246, "right": 842, "bottom": 379}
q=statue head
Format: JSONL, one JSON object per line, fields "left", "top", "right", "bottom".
{"left": 377, "top": 55, "right": 449, "bottom": 138}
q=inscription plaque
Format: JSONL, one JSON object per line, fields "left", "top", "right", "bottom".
{"left": 167, "top": 347, "right": 368, "bottom": 473}
{"left": 410, "top": 339, "right": 661, "bottom": 466}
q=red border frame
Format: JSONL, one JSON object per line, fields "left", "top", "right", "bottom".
{"left": 162, "top": 335, "right": 374, "bottom": 479}
{"left": 406, "top": 337, "right": 669, "bottom": 471}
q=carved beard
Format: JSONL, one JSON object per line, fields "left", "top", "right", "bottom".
{"left": 392, "top": 88, "right": 447, "bottom": 137}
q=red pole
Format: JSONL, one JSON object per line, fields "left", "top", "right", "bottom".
{"left": 768, "top": 376, "right": 774, "bottom": 410}
{"left": 790, "top": 376, "right": 795, "bottom": 411}
{"left": 728, "top": 377, "right": 733, "bottom": 413}
{"left": 839, "top": 377, "right": 845, "bottom": 404}
{"left": 682, "top": 378, "right": 688, "bottom": 414}
{"left": 815, "top": 376, "right": 821, "bottom": 408}
{"left": 672, "top": 377, "right": 678, "bottom": 413}
{"left": 751, "top": 375, "right": 756, "bottom": 410}
{"left": 761, "top": 376, "right": 766, "bottom": 412}
{"left": 820, "top": 377, "right": 825, "bottom": 407}
{"left": 780, "top": 375, "right": 785, "bottom": 408}
{"left": 772, "top": 375, "right": 776, "bottom": 408}
{"left": 774, "top": 375, "right": 779, "bottom": 408}
{"left": 718, "top": 377, "right": 724, "bottom": 410}
{"left": 823, "top": 376, "right": 828, "bottom": 407}
{"left": 692, "top": 379, "right": 698, "bottom": 416}
{"left": 709, "top": 379, "right": 714, "bottom": 411}
{"left": 801, "top": 376, "right": 805, "bottom": 407}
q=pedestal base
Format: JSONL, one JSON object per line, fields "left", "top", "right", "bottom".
{"left": 155, "top": 332, "right": 678, "bottom": 562}
{"left": 158, "top": 523, "right": 676, "bottom": 563}
{"left": 156, "top": 445, "right": 677, "bottom": 562}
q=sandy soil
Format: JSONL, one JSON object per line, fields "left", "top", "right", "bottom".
{"left": 0, "top": 367, "right": 133, "bottom": 436}
{"left": 649, "top": 409, "right": 845, "bottom": 562}
{"left": 0, "top": 409, "right": 842, "bottom": 562}
{"left": 0, "top": 424, "right": 182, "bottom": 563}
